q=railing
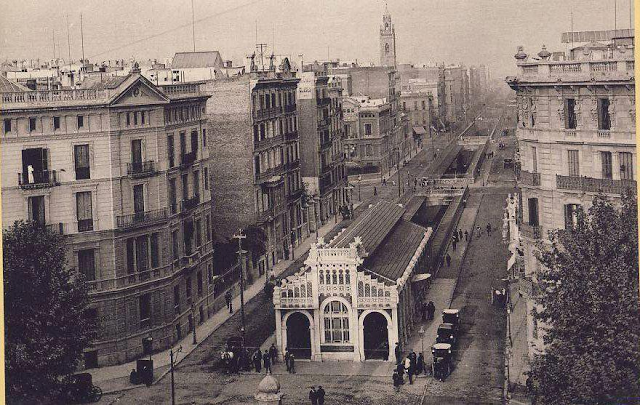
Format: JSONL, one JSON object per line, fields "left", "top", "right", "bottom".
{"left": 257, "top": 206, "right": 275, "bottom": 223}
{"left": 18, "top": 170, "right": 59, "bottom": 189}
{"left": 181, "top": 195, "right": 200, "bottom": 212}
{"left": 549, "top": 63, "right": 581, "bottom": 73}
{"left": 2, "top": 89, "right": 109, "bottom": 105}
{"left": 255, "top": 107, "right": 280, "bottom": 120}
{"left": 116, "top": 208, "right": 167, "bottom": 229}
{"left": 317, "top": 97, "right": 331, "bottom": 105}
{"left": 159, "top": 83, "right": 201, "bottom": 96}
{"left": 565, "top": 129, "right": 577, "bottom": 137}
{"left": 591, "top": 62, "right": 617, "bottom": 72}
{"left": 289, "top": 188, "right": 303, "bottom": 201}
{"left": 556, "top": 174, "right": 636, "bottom": 194}
{"left": 519, "top": 223, "right": 541, "bottom": 240}
{"left": 358, "top": 296, "right": 395, "bottom": 309}
{"left": 256, "top": 165, "right": 284, "bottom": 183}
{"left": 517, "top": 59, "right": 634, "bottom": 81}
{"left": 275, "top": 296, "right": 315, "bottom": 308}
{"left": 284, "top": 160, "right": 300, "bottom": 170}
{"left": 127, "top": 161, "right": 156, "bottom": 177}
{"left": 522, "top": 66, "right": 539, "bottom": 75}
{"left": 627, "top": 61, "right": 635, "bottom": 71}
{"left": 284, "top": 104, "right": 297, "bottom": 113}
{"left": 77, "top": 219, "right": 94, "bottom": 232}
{"left": 180, "top": 152, "right": 197, "bottom": 167}
{"left": 518, "top": 170, "right": 541, "bottom": 187}
{"left": 86, "top": 264, "right": 173, "bottom": 293}
{"left": 597, "top": 130, "right": 611, "bottom": 138}
{"left": 75, "top": 167, "right": 91, "bottom": 180}
{"left": 318, "top": 117, "right": 330, "bottom": 127}
{"left": 181, "top": 250, "right": 200, "bottom": 268}
{"left": 254, "top": 134, "right": 284, "bottom": 150}
{"left": 285, "top": 131, "right": 298, "bottom": 140}
{"left": 45, "top": 223, "right": 65, "bottom": 235}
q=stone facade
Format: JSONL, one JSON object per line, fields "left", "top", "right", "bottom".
{"left": 1, "top": 72, "right": 215, "bottom": 367}
{"left": 506, "top": 32, "right": 636, "bottom": 358}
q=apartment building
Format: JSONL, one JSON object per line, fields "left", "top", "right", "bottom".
{"left": 506, "top": 30, "right": 636, "bottom": 357}
{"left": 0, "top": 66, "right": 215, "bottom": 367}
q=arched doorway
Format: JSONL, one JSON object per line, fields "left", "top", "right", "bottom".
{"left": 286, "top": 312, "right": 311, "bottom": 359}
{"left": 363, "top": 312, "right": 389, "bottom": 360}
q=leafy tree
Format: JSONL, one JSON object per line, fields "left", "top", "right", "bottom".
{"left": 4, "top": 221, "right": 97, "bottom": 403}
{"left": 530, "top": 194, "right": 640, "bottom": 405}
{"left": 243, "top": 225, "right": 268, "bottom": 265}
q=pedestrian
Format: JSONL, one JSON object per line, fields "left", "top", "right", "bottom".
{"left": 476, "top": 225, "right": 482, "bottom": 237}
{"left": 486, "top": 222, "right": 492, "bottom": 236}
{"left": 284, "top": 350, "right": 291, "bottom": 372}
{"left": 374, "top": 186, "right": 377, "bottom": 196}
{"left": 464, "top": 230, "right": 469, "bottom": 241}
{"left": 421, "top": 301, "right": 427, "bottom": 321}
{"left": 458, "top": 228, "right": 463, "bottom": 241}
{"left": 396, "top": 361, "right": 405, "bottom": 379}
{"left": 253, "top": 350, "right": 262, "bottom": 372}
{"left": 289, "top": 352, "right": 296, "bottom": 373}
{"left": 317, "top": 386, "right": 326, "bottom": 405}
{"left": 225, "top": 290, "right": 233, "bottom": 313}
{"left": 446, "top": 253, "right": 451, "bottom": 267}
{"left": 309, "top": 386, "right": 318, "bottom": 405}
{"left": 405, "top": 355, "right": 414, "bottom": 384}
{"left": 394, "top": 342, "right": 401, "bottom": 364}
{"left": 129, "top": 368, "right": 139, "bottom": 385}
{"left": 427, "top": 301, "right": 435, "bottom": 320}
{"left": 269, "top": 343, "right": 278, "bottom": 364}
{"left": 392, "top": 370, "right": 402, "bottom": 392}
{"left": 452, "top": 237, "right": 457, "bottom": 251}
{"left": 383, "top": 177, "right": 387, "bottom": 186}
{"left": 263, "top": 350, "right": 271, "bottom": 374}
{"left": 417, "top": 353, "right": 425, "bottom": 375}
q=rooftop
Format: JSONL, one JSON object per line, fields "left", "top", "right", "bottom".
{"left": 171, "top": 51, "right": 223, "bottom": 69}
{"left": 0, "top": 75, "right": 31, "bottom": 93}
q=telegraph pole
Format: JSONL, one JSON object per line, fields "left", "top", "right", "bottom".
{"left": 170, "top": 346, "right": 182, "bottom": 405}
{"left": 233, "top": 230, "right": 247, "bottom": 345}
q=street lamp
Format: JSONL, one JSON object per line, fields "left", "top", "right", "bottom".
{"left": 191, "top": 302, "right": 197, "bottom": 345}
{"left": 418, "top": 326, "right": 425, "bottom": 357}
{"left": 170, "top": 345, "right": 183, "bottom": 405}
{"left": 233, "top": 230, "right": 247, "bottom": 346}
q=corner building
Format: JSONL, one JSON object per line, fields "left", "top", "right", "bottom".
{"left": 506, "top": 30, "right": 636, "bottom": 357}
{"left": 0, "top": 69, "right": 215, "bottom": 367}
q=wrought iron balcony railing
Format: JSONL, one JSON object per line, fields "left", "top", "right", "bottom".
{"left": 520, "top": 223, "right": 541, "bottom": 240}
{"left": 127, "top": 161, "right": 156, "bottom": 178}
{"left": 116, "top": 208, "right": 167, "bottom": 229}
{"left": 180, "top": 152, "right": 197, "bottom": 167}
{"left": 518, "top": 170, "right": 541, "bottom": 187}
{"left": 18, "top": 170, "right": 59, "bottom": 189}
{"left": 556, "top": 175, "right": 636, "bottom": 195}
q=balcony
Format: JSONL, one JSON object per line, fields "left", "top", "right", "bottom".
{"left": 86, "top": 265, "right": 173, "bottom": 293}
{"left": 284, "top": 104, "right": 297, "bottom": 113}
{"left": 181, "top": 195, "right": 201, "bottom": 212}
{"left": 520, "top": 223, "right": 541, "bottom": 240}
{"left": 257, "top": 206, "right": 275, "bottom": 223}
{"left": 596, "top": 130, "right": 611, "bottom": 138}
{"left": 127, "top": 161, "right": 156, "bottom": 178}
{"left": 180, "top": 152, "right": 197, "bottom": 167}
{"left": 511, "top": 59, "right": 634, "bottom": 84}
{"left": 255, "top": 107, "right": 280, "bottom": 120}
{"left": 284, "top": 160, "right": 300, "bottom": 171}
{"left": 289, "top": 188, "right": 303, "bottom": 201}
{"left": 317, "top": 117, "right": 330, "bottom": 127}
{"left": 518, "top": 170, "right": 541, "bottom": 187}
{"left": 556, "top": 175, "right": 636, "bottom": 195}
{"left": 285, "top": 131, "right": 298, "bottom": 141}
{"left": 181, "top": 250, "right": 200, "bottom": 269}
{"left": 317, "top": 97, "right": 331, "bottom": 106}
{"left": 116, "top": 208, "right": 167, "bottom": 230}
{"left": 77, "top": 219, "right": 94, "bottom": 232}
{"left": 18, "top": 170, "right": 59, "bottom": 189}
{"left": 256, "top": 165, "right": 285, "bottom": 184}
{"left": 254, "top": 134, "right": 284, "bottom": 151}
{"left": 45, "top": 222, "right": 65, "bottom": 235}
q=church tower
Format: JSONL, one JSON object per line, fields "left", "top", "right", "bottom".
{"left": 379, "top": 5, "right": 396, "bottom": 68}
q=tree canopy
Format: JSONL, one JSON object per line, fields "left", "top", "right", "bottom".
{"left": 4, "top": 221, "right": 96, "bottom": 403}
{"left": 530, "top": 194, "right": 640, "bottom": 405}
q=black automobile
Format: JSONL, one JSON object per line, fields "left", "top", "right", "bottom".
{"left": 431, "top": 343, "right": 453, "bottom": 381}
{"left": 442, "top": 309, "right": 460, "bottom": 331}
{"left": 436, "top": 323, "right": 457, "bottom": 346}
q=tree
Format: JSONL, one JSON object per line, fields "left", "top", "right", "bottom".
{"left": 530, "top": 194, "right": 640, "bottom": 405}
{"left": 4, "top": 221, "right": 97, "bottom": 403}
{"left": 243, "top": 225, "right": 267, "bottom": 265}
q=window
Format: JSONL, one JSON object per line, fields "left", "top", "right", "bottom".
{"left": 597, "top": 98, "right": 611, "bottom": 130}
{"left": 619, "top": 152, "right": 634, "bottom": 180}
{"left": 195, "top": 219, "right": 202, "bottom": 248}
{"left": 414, "top": 101, "right": 418, "bottom": 110}
{"left": 197, "top": 271, "right": 203, "bottom": 296}
{"left": 564, "top": 99, "right": 577, "bottom": 129}
{"left": 207, "top": 264, "right": 213, "bottom": 285}
{"left": 77, "top": 115, "right": 84, "bottom": 129}
{"left": 53, "top": 116, "right": 60, "bottom": 130}
{"left": 4, "top": 118, "right": 11, "bottom": 134}
{"left": 205, "top": 215, "right": 211, "bottom": 241}
{"left": 564, "top": 204, "right": 581, "bottom": 230}
{"left": 150, "top": 233, "right": 160, "bottom": 268}
{"left": 74, "top": 144, "right": 90, "bottom": 180}
{"left": 141, "top": 111, "right": 145, "bottom": 125}
{"left": 422, "top": 100, "right": 426, "bottom": 110}
{"left": 78, "top": 249, "right": 96, "bottom": 281}
{"left": 76, "top": 191, "right": 93, "bottom": 231}
{"left": 203, "top": 167, "right": 209, "bottom": 190}
{"left": 169, "top": 178, "right": 177, "bottom": 214}
{"left": 29, "top": 117, "right": 36, "bottom": 132}
{"left": 131, "top": 139, "right": 143, "bottom": 168}
{"left": 174, "top": 285, "right": 180, "bottom": 314}
{"left": 193, "top": 170, "right": 200, "bottom": 198}
{"left": 180, "top": 132, "right": 186, "bottom": 157}
{"left": 191, "top": 130, "right": 198, "bottom": 156}
{"left": 323, "top": 301, "right": 350, "bottom": 343}
{"left": 567, "top": 150, "right": 579, "bottom": 177}
{"left": 202, "top": 129, "right": 207, "bottom": 147}
{"left": 531, "top": 146, "right": 537, "bottom": 173}
{"left": 28, "top": 196, "right": 45, "bottom": 225}
{"left": 601, "top": 151, "right": 613, "bottom": 179}
{"left": 139, "top": 293, "right": 151, "bottom": 328}
{"left": 186, "top": 276, "right": 192, "bottom": 301}
{"left": 126, "top": 239, "right": 135, "bottom": 274}
{"left": 364, "top": 123, "right": 372, "bottom": 136}
{"left": 133, "top": 184, "right": 145, "bottom": 214}
{"left": 182, "top": 174, "right": 189, "bottom": 201}
{"left": 126, "top": 112, "right": 131, "bottom": 126}
{"left": 172, "top": 230, "right": 179, "bottom": 261}
{"left": 134, "top": 112, "right": 138, "bottom": 125}
{"left": 167, "top": 135, "right": 175, "bottom": 167}
{"left": 528, "top": 198, "right": 539, "bottom": 227}
{"left": 135, "top": 235, "right": 149, "bottom": 275}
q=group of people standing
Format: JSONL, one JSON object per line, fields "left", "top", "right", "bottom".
{"left": 392, "top": 349, "right": 427, "bottom": 391}
{"left": 221, "top": 343, "right": 280, "bottom": 374}
{"left": 308, "top": 386, "right": 326, "bottom": 405}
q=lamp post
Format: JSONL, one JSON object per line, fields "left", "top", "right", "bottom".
{"left": 233, "top": 230, "right": 247, "bottom": 346}
{"left": 170, "top": 345, "right": 182, "bottom": 405}
{"left": 191, "top": 302, "right": 197, "bottom": 345}
{"left": 418, "top": 326, "right": 425, "bottom": 357}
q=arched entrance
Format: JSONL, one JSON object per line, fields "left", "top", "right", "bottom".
{"left": 363, "top": 312, "right": 389, "bottom": 360}
{"left": 286, "top": 312, "right": 311, "bottom": 359}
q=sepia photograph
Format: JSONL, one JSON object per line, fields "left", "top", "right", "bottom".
{"left": 0, "top": 0, "right": 638, "bottom": 404}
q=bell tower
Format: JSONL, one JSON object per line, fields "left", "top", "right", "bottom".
{"left": 379, "top": 4, "right": 396, "bottom": 68}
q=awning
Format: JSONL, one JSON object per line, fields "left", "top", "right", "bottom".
{"left": 412, "top": 126, "right": 427, "bottom": 135}
{"left": 412, "top": 273, "right": 432, "bottom": 282}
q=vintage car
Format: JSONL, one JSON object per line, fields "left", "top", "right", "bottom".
{"left": 431, "top": 343, "right": 453, "bottom": 380}
{"left": 442, "top": 309, "right": 460, "bottom": 331}
{"left": 436, "top": 323, "right": 457, "bottom": 346}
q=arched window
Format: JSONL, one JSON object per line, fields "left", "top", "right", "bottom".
{"left": 323, "top": 301, "right": 350, "bottom": 343}
{"left": 319, "top": 270, "right": 324, "bottom": 284}
{"left": 338, "top": 270, "right": 344, "bottom": 284}
{"left": 385, "top": 43, "right": 390, "bottom": 54}
{"left": 345, "top": 270, "right": 350, "bottom": 284}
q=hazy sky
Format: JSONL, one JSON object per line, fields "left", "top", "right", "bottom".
{"left": 0, "top": 0, "right": 633, "bottom": 77}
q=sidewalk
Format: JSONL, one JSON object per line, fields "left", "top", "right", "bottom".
{"left": 91, "top": 217, "right": 342, "bottom": 389}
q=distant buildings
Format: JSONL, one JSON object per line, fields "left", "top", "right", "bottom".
{"left": 506, "top": 29, "right": 636, "bottom": 360}
{"left": 379, "top": 5, "right": 397, "bottom": 68}
{"left": 206, "top": 54, "right": 306, "bottom": 276}
{"left": 444, "top": 65, "right": 469, "bottom": 126}
{"left": 1, "top": 66, "right": 215, "bottom": 367}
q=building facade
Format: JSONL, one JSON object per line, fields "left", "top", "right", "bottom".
{"left": 1, "top": 69, "right": 215, "bottom": 367}
{"left": 273, "top": 201, "right": 431, "bottom": 362}
{"left": 379, "top": 6, "right": 397, "bottom": 68}
{"left": 444, "top": 65, "right": 469, "bottom": 126}
{"left": 506, "top": 30, "right": 636, "bottom": 358}
{"left": 207, "top": 55, "right": 307, "bottom": 274}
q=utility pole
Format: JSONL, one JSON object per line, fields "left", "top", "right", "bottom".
{"left": 66, "top": 14, "right": 71, "bottom": 68}
{"left": 52, "top": 30, "right": 56, "bottom": 60}
{"left": 170, "top": 346, "right": 182, "bottom": 405}
{"left": 191, "top": 0, "right": 196, "bottom": 52}
{"left": 191, "top": 302, "right": 197, "bottom": 345}
{"left": 80, "top": 13, "right": 85, "bottom": 64}
{"left": 233, "top": 230, "right": 247, "bottom": 345}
